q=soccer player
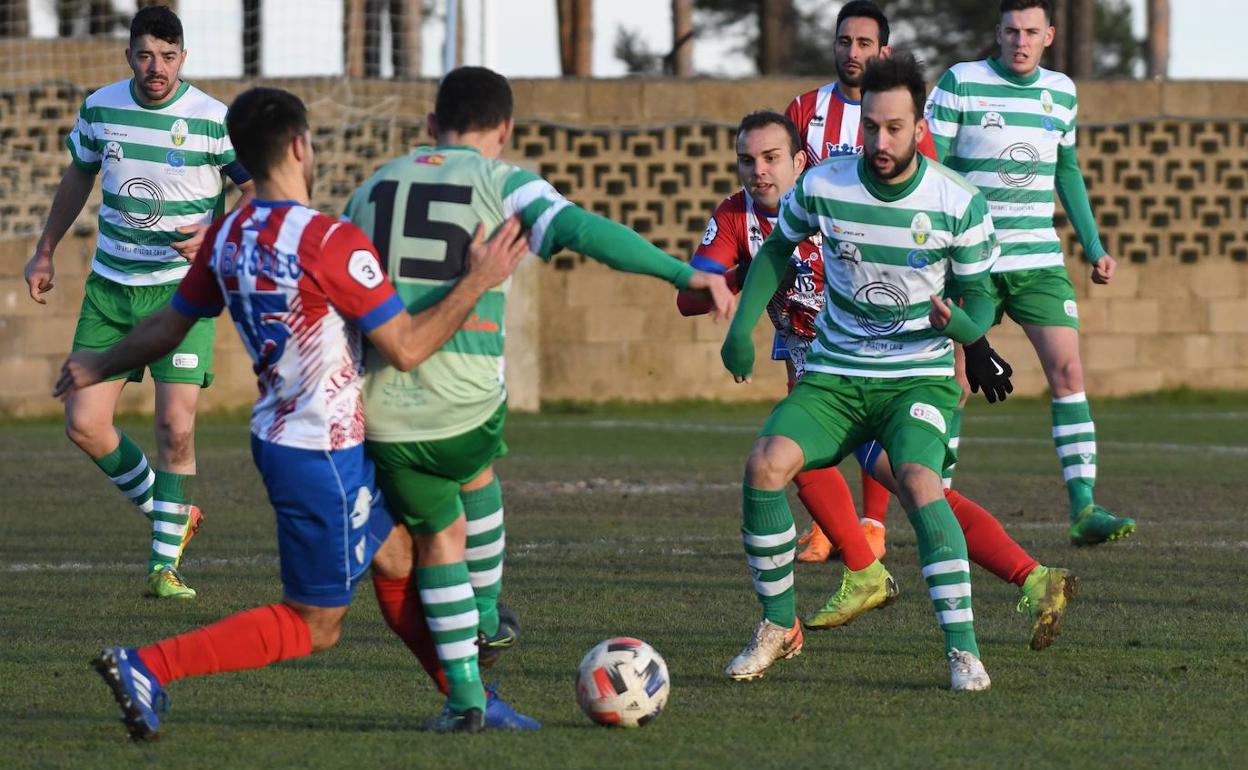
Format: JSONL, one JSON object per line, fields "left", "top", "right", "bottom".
{"left": 782, "top": 0, "right": 938, "bottom": 560}
{"left": 342, "top": 66, "right": 735, "bottom": 730}
{"left": 721, "top": 54, "right": 997, "bottom": 690}
{"left": 22, "top": 6, "right": 254, "bottom": 598}
{"left": 58, "top": 86, "right": 533, "bottom": 739}
{"left": 925, "top": 0, "right": 1134, "bottom": 546}
{"left": 684, "top": 111, "right": 1075, "bottom": 649}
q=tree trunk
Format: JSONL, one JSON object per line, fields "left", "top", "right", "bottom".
{"left": 1146, "top": 0, "right": 1169, "bottom": 80}
{"left": 364, "top": 0, "right": 382, "bottom": 78}
{"left": 345, "top": 0, "right": 366, "bottom": 77}
{"left": 1047, "top": 0, "right": 1067, "bottom": 73}
{"left": 757, "top": 0, "right": 793, "bottom": 75}
{"left": 390, "top": 0, "right": 422, "bottom": 79}
{"left": 1068, "top": 0, "right": 1094, "bottom": 78}
{"left": 0, "top": 0, "right": 30, "bottom": 37}
{"left": 557, "top": 0, "right": 592, "bottom": 76}
{"left": 671, "top": 0, "right": 693, "bottom": 77}
{"left": 243, "top": 0, "right": 261, "bottom": 77}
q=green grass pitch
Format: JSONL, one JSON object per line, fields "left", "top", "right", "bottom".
{"left": 2, "top": 393, "right": 1247, "bottom": 769}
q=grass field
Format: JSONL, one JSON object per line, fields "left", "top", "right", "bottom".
{"left": 3, "top": 393, "right": 1248, "bottom": 769}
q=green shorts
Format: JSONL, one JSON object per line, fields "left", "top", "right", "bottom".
{"left": 366, "top": 402, "right": 509, "bottom": 535}
{"left": 73, "top": 272, "right": 215, "bottom": 386}
{"left": 992, "top": 267, "right": 1080, "bottom": 329}
{"left": 760, "top": 372, "right": 960, "bottom": 475}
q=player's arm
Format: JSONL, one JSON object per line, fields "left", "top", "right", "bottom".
{"left": 24, "top": 162, "right": 97, "bottom": 304}
{"left": 677, "top": 266, "right": 740, "bottom": 316}
{"left": 503, "top": 169, "right": 734, "bottom": 319}
{"left": 677, "top": 205, "right": 744, "bottom": 316}
{"left": 924, "top": 69, "right": 962, "bottom": 163}
{"left": 721, "top": 181, "right": 814, "bottom": 382}
{"left": 363, "top": 219, "right": 530, "bottom": 372}
{"left": 1054, "top": 109, "right": 1114, "bottom": 283}
{"left": 929, "top": 194, "right": 999, "bottom": 344}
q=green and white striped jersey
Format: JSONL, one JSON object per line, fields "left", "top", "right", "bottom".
{"left": 926, "top": 58, "right": 1078, "bottom": 273}
{"left": 344, "top": 145, "right": 570, "bottom": 442}
{"left": 66, "top": 79, "right": 239, "bottom": 286}
{"left": 776, "top": 155, "right": 998, "bottom": 377}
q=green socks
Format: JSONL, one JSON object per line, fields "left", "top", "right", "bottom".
{"left": 909, "top": 499, "right": 979, "bottom": 657}
{"left": 1051, "top": 393, "right": 1097, "bottom": 516}
{"left": 742, "top": 485, "right": 797, "bottom": 628}
{"left": 462, "top": 479, "right": 505, "bottom": 638}
{"left": 418, "top": 562, "right": 486, "bottom": 713}
{"left": 92, "top": 431, "right": 155, "bottom": 516}
{"left": 149, "top": 471, "right": 193, "bottom": 572}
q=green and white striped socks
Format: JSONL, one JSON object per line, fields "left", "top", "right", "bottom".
{"left": 462, "top": 479, "right": 505, "bottom": 638}
{"left": 909, "top": 499, "right": 978, "bottom": 657}
{"left": 1051, "top": 392, "right": 1097, "bottom": 517}
{"left": 92, "top": 432, "right": 155, "bottom": 516}
{"left": 149, "top": 471, "right": 193, "bottom": 573}
{"left": 418, "top": 562, "right": 486, "bottom": 713}
{"left": 742, "top": 486, "right": 797, "bottom": 628}
{"left": 942, "top": 407, "right": 963, "bottom": 490}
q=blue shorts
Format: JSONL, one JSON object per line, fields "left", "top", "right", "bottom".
{"left": 854, "top": 440, "right": 885, "bottom": 474}
{"left": 250, "top": 437, "right": 394, "bottom": 608}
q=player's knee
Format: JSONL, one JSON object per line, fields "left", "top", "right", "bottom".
{"left": 63, "top": 408, "right": 108, "bottom": 452}
{"left": 297, "top": 607, "right": 348, "bottom": 653}
{"left": 155, "top": 414, "right": 195, "bottom": 462}
{"left": 745, "top": 439, "right": 800, "bottom": 489}
{"left": 894, "top": 463, "right": 942, "bottom": 509}
{"left": 1048, "top": 357, "right": 1084, "bottom": 394}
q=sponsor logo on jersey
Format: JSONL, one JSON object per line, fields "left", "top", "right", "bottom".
{"left": 981, "top": 111, "right": 1006, "bottom": 130}
{"left": 998, "top": 142, "right": 1041, "bottom": 188}
{"left": 834, "top": 240, "right": 861, "bottom": 265}
{"left": 172, "top": 353, "right": 199, "bottom": 369}
{"left": 462, "top": 313, "right": 500, "bottom": 333}
{"left": 170, "top": 118, "right": 189, "bottom": 147}
{"left": 1041, "top": 90, "right": 1055, "bottom": 114}
{"left": 415, "top": 154, "right": 446, "bottom": 165}
{"left": 104, "top": 141, "right": 124, "bottom": 163}
{"left": 809, "top": 112, "right": 825, "bottom": 127}
{"left": 701, "top": 217, "right": 718, "bottom": 246}
{"left": 852, "top": 282, "right": 910, "bottom": 336}
{"left": 117, "top": 177, "right": 164, "bottom": 229}
{"left": 1064, "top": 299, "right": 1079, "bottom": 318}
{"left": 909, "top": 402, "right": 947, "bottom": 433}
{"left": 910, "top": 212, "right": 932, "bottom": 246}
{"left": 1042, "top": 116, "right": 1057, "bottom": 132}
{"left": 825, "top": 141, "right": 861, "bottom": 158}
{"left": 165, "top": 150, "right": 186, "bottom": 176}
{"left": 101, "top": 126, "right": 127, "bottom": 138}
{"left": 747, "top": 224, "right": 764, "bottom": 248}
{"left": 906, "top": 249, "right": 931, "bottom": 269}
{"left": 347, "top": 249, "right": 385, "bottom": 288}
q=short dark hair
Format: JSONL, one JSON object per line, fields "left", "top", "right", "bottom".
{"left": 1000, "top": 0, "right": 1052, "bottom": 21}
{"left": 130, "top": 5, "right": 183, "bottom": 47}
{"left": 836, "top": 0, "right": 890, "bottom": 46}
{"left": 736, "top": 111, "right": 802, "bottom": 157}
{"left": 860, "top": 52, "right": 927, "bottom": 119}
{"left": 434, "top": 66, "right": 514, "bottom": 134}
{"left": 226, "top": 88, "right": 309, "bottom": 180}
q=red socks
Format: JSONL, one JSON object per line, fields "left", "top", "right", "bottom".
{"left": 945, "top": 489, "right": 1039, "bottom": 586}
{"left": 795, "top": 466, "right": 875, "bottom": 570}
{"left": 860, "top": 468, "right": 890, "bottom": 523}
{"left": 372, "top": 574, "right": 449, "bottom": 696}
{"left": 137, "top": 603, "right": 312, "bottom": 686}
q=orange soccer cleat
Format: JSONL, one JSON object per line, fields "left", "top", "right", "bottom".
{"left": 796, "top": 521, "right": 835, "bottom": 562}
{"left": 860, "top": 518, "right": 887, "bottom": 560}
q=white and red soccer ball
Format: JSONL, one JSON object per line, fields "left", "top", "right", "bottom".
{"left": 575, "top": 637, "right": 670, "bottom": 728}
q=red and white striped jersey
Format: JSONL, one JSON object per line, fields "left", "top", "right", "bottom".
{"left": 786, "top": 81, "right": 939, "bottom": 166}
{"left": 173, "top": 201, "right": 405, "bottom": 451}
{"left": 692, "top": 188, "right": 824, "bottom": 341}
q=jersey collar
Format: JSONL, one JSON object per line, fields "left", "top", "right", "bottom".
{"left": 987, "top": 56, "right": 1043, "bottom": 86}
{"left": 857, "top": 154, "right": 927, "bottom": 203}
{"left": 831, "top": 81, "right": 860, "bottom": 106}
{"left": 128, "top": 78, "right": 191, "bottom": 110}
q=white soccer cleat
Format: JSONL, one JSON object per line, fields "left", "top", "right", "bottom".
{"left": 948, "top": 648, "right": 991, "bottom": 691}
{"left": 724, "top": 618, "right": 804, "bottom": 681}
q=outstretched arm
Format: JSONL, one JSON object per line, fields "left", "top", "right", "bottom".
{"left": 53, "top": 306, "right": 196, "bottom": 399}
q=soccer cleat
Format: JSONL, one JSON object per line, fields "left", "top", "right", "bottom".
{"left": 1070, "top": 504, "right": 1136, "bottom": 546}
{"left": 948, "top": 648, "right": 991, "bottom": 691}
{"left": 803, "top": 563, "right": 899, "bottom": 630}
{"left": 174, "top": 505, "right": 204, "bottom": 567}
{"left": 147, "top": 564, "right": 196, "bottom": 600}
{"left": 796, "top": 522, "right": 835, "bottom": 562}
{"left": 724, "top": 618, "right": 804, "bottom": 681}
{"left": 1017, "top": 566, "right": 1079, "bottom": 651}
{"left": 427, "top": 706, "right": 485, "bottom": 734}
{"left": 484, "top": 686, "right": 542, "bottom": 731}
{"left": 477, "top": 604, "right": 520, "bottom": 669}
{"left": 860, "top": 518, "right": 887, "bottom": 559}
{"left": 92, "top": 647, "right": 168, "bottom": 741}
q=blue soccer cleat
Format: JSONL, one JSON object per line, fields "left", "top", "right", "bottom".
{"left": 485, "top": 686, "right": 541, "bottom": 731}
{"left": 92, "top": 646, "right": 168, "bottom": 741}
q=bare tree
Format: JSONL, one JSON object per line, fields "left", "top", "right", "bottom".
{"left": 243, "top": 0, "right": 261, "bottom": 77}
{"left": 345, "top": 0, "right": 366, "bottom": 77}
{"left": 0, "top": 0, "right": 30, "bottom": 37}
{"left": 672, "top": 0, "right": 693, "bottom": 77}
{"left": 1068, "top": 0, "right": 1094, "bottom": 78}
{"left": 557, "top": 0, "right": 592, "bottom": 76}
{"left": 1048, "top": 0, "right": 1068, "bottom": 72}
{"left": 1146, "top": 0, "right": 1168, "bottom": 79}
{"left": 756, "top": 0, "right": 793, "bottom": 75}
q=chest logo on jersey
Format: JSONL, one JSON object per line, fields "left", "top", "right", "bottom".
{"left": 1041, "top": 90, "right": 1055, "bottom": 115}
{"left": 117, "top": 178, "right": 164, "bottom": 229}
{"left": 415, "top": 154, "right": 446, "bottom": 165}
{"left": 701, "top": 217, "right": 718, "bottom": 246}
{"left": 809, "top": 113, "right": 825, "bottom": 127}
{"left": 748, "top": 224, "right": 764, "bottom": 249}
{"left": 170, "top": 119, "right": 189, "bottom": 147}
{"left": 853, "top": 282, "right": 910, "bottom": 337}
{"left": 907, "top": 250, "right": 931, "bottom": 269}
{"left": 998, "top": 143, "right": 1041, "bottom": 188}
{"left": 833, "top": 240, "right": 862, "bottom": 265}
{"left": 910, "top": 212, "right": 932, "bottom": 246}
{"left": 825, "top": 142, "right": 862, "bottom": 158}
{"left": 104, "top": 141, "right": 124, "bottom": 163}
{"left": 980, "top": 111, "right": 1006, "bottom": 130}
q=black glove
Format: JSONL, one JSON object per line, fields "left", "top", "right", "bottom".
{"left": 963, "top": 337, "right": 1013, "bottom": 404}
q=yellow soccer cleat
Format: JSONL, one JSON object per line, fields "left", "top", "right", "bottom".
{"left": 147, "top": 564, "right": 196, "bottom": 600}
{"left": 803, "top": 561, "right": 898, "bottom": 630}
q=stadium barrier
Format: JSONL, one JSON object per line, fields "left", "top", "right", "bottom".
{"left": 2, "top": 75, "right": 1247, "bottom": 415}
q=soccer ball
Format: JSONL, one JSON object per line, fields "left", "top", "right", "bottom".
{"left": 575, "top": 637, "right": 670, "bottom": 728}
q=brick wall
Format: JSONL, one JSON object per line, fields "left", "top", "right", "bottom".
{"left": 2, "top": 74, "right": 1246, "bottom": 415}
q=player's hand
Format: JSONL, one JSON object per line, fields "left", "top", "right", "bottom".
{"left": 720, "top": 332, "right": 754, "bottom": 384}
{"left": 1091, "top": 253, "right": 1116, "bottom": 285}
{"left": 686, "top": 271, "right": 737, "bottom": 322}
{"left": 928, "top": 295, "right": 953, "bottom": 331}
{"left": 24, "top": 252, "right": 55, "bottom": 304}
{"left": 52, "top": 350, "right": 106, "bottom": 401}
{"left": 962, "top": 337, "right": 1014, "bottom": 404}
{"left": 173, "top": 224, "right": 209, "bottom": 261}
{"left": 465, "top": 217, "right": 529, "bottom": 290}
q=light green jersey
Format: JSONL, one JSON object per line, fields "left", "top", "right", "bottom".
{"left": 926, "top": 58, "right": 1080, "bottom": 273}
{"left": 66, "top": 79, "right": 238, "bottom": 286}
{"left": 345, "top": 145, "right": 570, "bottom": 442}
{"left": 775, "top": 155, "right": 998, "bottom": 377}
